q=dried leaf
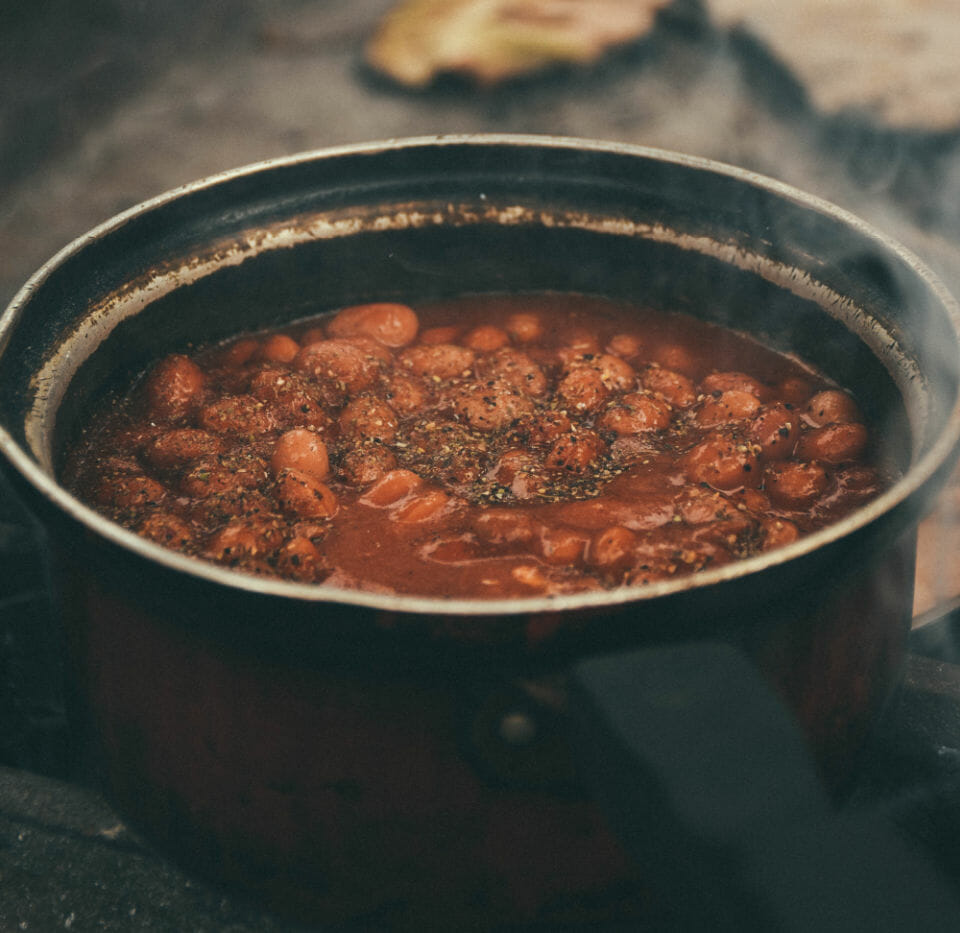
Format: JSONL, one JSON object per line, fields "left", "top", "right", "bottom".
{"left": 365, "top": 0, "right": 673, "bottom": 88}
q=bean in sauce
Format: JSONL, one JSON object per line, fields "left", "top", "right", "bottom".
{"left": 62, "top": 294, "right": 891, "bottom": 598}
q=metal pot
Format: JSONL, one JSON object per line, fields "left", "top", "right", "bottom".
{"left": 2, "top": 136, "right": 960, "bottom": 927}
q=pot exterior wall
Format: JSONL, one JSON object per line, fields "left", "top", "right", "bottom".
{"left": 63, "top": 531, "right": 914, "bottom": 928}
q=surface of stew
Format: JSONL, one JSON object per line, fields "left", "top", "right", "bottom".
{"left": 63, "top": 294, "right": 889, "bottom": 598}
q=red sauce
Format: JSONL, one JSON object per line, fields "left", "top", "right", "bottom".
{"left": 62, "top": 294, "right": 890, "bottom": 598}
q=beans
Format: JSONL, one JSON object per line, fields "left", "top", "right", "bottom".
{"left": 463, "top": 325, "right": 510, "bottom": 351}
{"left": 562, "top": 353, "right": 635, "bottom": 392}
{"left": 697, "top": 390, "right": 762, "bottom": 426}
{"left": 95, "top": 473, "right": 166, "bottom": 510}
{"left": 557, "top": 367, "right": 609, "bottom": 414}
{"left": 399, "top": 343, "right": 476, "bottom": 379}
{"left": 275, "top": 537, "right": 327, "bottom": 581}
{"left": 778, "top": 376, "right": 814, "bottom": 406}
{"left": 764, "top": 461, "right": 830, "bottom": 508}
{"left": 338, "top": 445, "right": 398, "bottom": 486}
{"left": 327, "top": 302, "right": 420, "bottom": 348}
{"left": 217, "top": 338, "right": 261, "bottom": 369}
{"left": 276, "top": 469, "right": 338, "bottom": 519}
{"left": 179, "top": 463, "right": 232, "bottom": 499}
{"left": 639, "top": 366, "right": 697, "bottom": 408}
{"left": 295, "top": 339, "right": 383, "bottom": 395}
{"left": 804, "top": 389, "right": 862, "bottom": 427}
{"left": 680, "top": 433, "right": 761, "bottom": 490}
{"left": 677, "top": 489, "right": 728, "bottom": 524}
{"left": 382, "top": 373, "right": 428, "bottom": 416}
{"left": 271, "top": 429, "right": 330, "bottom": 480}
{"left": 260, "top": 334, "right": 300, "bottom": 363}
{"left": 480, "top": 348, "right": 547, "bottom": 397}
{"left": 730, "top": 487, "right": 772, "bottom": 514}
{"left": 760, "top": 518, "right": 800, "bottom": 551}
{"left": 180, "top": 462, "right": 263, "bottom": 499}
{"left": 204, "top": 519, "right": 284, "bottom": 562}
{"left": 701, "top": 371, "right": 769, "bottom": 399}
{"left": 796, "top": 422, "right": 868, "bottom": 463}
{"left": 560, "top": 329, "right": 602, "bottom": 358}
{"left": 591, "top": 354, "right": 636, "bottom": 391}
{"left": 606, "top": 333, "right": 644, "bottom": 360}
{"left": 249, "top": 367, "right": 303, "bottom": 402}
{"left": 598, "top": 393, "right": 671, "bottom": 435}
{"left": 750, "top": 403, "right": 797, "bottom": 460}
{"left": 588, "top": 526, "right": 638, "bottom": 576}
{"left": 525, "top": 410, "right": 573, "bottom": 445}
{"left": 402, "top": 420, "right": 486, "bottom": 485}
{"left": 144, "top": 429, "right": 223, "bottom": 469}
{"left": 198, "top": 395, "right": 276, "bottom": 435}
{"left": 338, "top": 397, "right": 399, "bottom": 444}
{"left": 250, "top": 369, "right": 331, "bottom": 431}
{"left": 186, "top": 488, "right": 274, "bottom": 527}
{"left": 692, "top": 513, "right": 753, "bottom": 552}
{"left": 143, "top": 354, "right": 205, "bottom": 423}
{"left": 361, "top": 468, "right": 424, "bottom": 507}
{"left": 271, "top": 392, "right": 330, "bottom": 431}
{"left": 536, "top": 524, "right": 589, "bottom": 566}
{"left": 339, "top": 335, "right": 394, "bottom": 364}
{"left": 504, "top": 311, "right": 544, "bottom": 343}
{"left": 474, "top": 508, "right": 535, "bottom": 546}
{"left": 453, "top": 381, "right": 535, "bottom": 432}
{"left": 138, "top": 511, "right": 194, "bottom": 549}
{"left": 66, "top": 293, "right": 889, "bottom": 595}
{"left": 544, "top": 430, "right": 606, "bottom": 474}
{"left": 392, "top": 488, "right": 451, "bottom": 523}
{"left": 652, "top": 343, "right": 698, "bottom": 377}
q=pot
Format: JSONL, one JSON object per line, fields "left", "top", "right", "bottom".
{"left": 2, "top": 135, "right": 960, "bottom": 927}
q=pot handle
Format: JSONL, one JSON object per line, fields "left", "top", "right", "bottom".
{"left": 570, "top": 642, "right": 960, "bottom": 932}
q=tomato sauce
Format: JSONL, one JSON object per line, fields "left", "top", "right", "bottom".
{"left": 62, "top": 294, "right": 890, "bottom": 598}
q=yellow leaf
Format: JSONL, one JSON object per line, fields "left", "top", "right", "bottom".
{"left": 365, "top": 0, "right": 673, "bottom": 88}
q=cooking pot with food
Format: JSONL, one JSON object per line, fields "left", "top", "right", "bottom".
{"left": 1, "top": 136, "right": 959, "bottom": 927}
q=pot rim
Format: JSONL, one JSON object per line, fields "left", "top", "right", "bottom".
{"left": 3, "top": 132, "right": 960, "bottom": 616}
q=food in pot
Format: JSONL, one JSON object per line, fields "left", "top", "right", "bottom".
{"left": 62, "top": 293, "right": 890, "bottom": 598}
